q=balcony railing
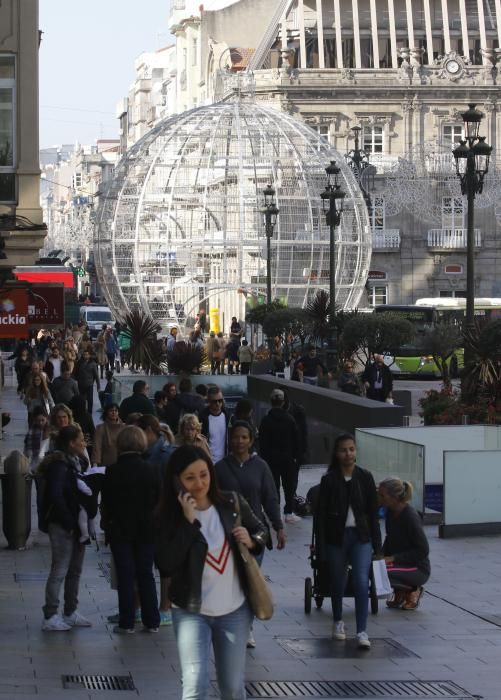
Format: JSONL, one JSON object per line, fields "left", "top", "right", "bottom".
{"left": 372, "top": 229, "right": 401, "bottom": 249}
{"left": 427, "top": 228, "right": 482, "bottom": 249}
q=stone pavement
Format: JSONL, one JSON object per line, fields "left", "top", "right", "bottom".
{"left": 0, "top": 370, "right": 500, "bottom": 699}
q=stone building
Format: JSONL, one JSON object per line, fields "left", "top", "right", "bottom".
{"left": 0, "top": 0, "right": 46, "bottom": 271}
{"left": 168, "top": 0, "right": 501, "bottom": 307}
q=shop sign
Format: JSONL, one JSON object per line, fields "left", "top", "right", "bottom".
{"left": 28, "top": 285, "right": 65, "bottom": 326}
{"left": 0, "top": 288, "right": 29, "bottom": 338}
{"left": 368, "top": 270, "right": 387, "bottom": 280}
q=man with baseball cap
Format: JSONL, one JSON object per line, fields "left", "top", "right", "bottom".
{"left": 259, "top": 388, "right": 300, "bottom": 523}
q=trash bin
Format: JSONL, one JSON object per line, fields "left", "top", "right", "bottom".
{"left": 0, "top": 473, "right": 33, "bottom": 549}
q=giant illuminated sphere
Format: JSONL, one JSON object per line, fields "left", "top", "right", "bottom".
{"left": 94, "top": 99, "right": 371, "bottom": 332}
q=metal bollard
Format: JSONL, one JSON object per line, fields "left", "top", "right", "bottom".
{"left": 402, "top": 415, "right": 411, "bottom": 427}
{"left": 0, "top": 472, "right": 32, "bottom": 549}
{"left": 462, "top": 415, "right": 470, "bottom": 425}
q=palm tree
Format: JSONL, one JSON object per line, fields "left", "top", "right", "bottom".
{"left": 305, "top": 290, "right": 331, "bottom": 345}
{"left": 122, "top": 309, "right": 163, "bottom": 374}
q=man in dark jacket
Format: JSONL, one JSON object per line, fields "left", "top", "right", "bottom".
{"left": 175, "top": 377, "right": 205, "bottom": 417}
{"left": 119, "top": 380, "right": 156, "bottom": 422}
{"left": 76, "top": 350, "right": 100, "bottom": 413}
{"left": 259, "top": 389, "right": 300, "bottom": 523}
{"left": 50, "top": 363, "right": 79, "bottom": 405}
{"left": 200, "top": 386, "right": 229, "bottom": 463}
{"left": 362, "top": 354, "right": 393, "bottom": 402}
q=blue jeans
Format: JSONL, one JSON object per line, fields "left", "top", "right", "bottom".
{"left": 172, "top": 602, "right": 252, "bottom": 700}
{"left": 326, "top": 528, "right": 373, "bottom": 634}
{"left": 110, "top": 541, "right": 159, "bottom": 630}
{"left": 43, "top": 523, "right": 85, "bottom": 619}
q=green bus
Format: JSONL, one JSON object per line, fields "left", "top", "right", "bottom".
{"left": 375, "top": 298, "right": 501, "bottom": 377}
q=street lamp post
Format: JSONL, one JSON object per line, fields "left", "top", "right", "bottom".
{"left": 262, "top": 184, "right": 279, "bottom": 305}
{"left": 452, "top": 104, "right": 492, "bottom": 365}
{"left": 321, "top": 161, "right": 346, "bottom": 361}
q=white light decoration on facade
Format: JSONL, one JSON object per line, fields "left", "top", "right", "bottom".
{"left": 382, "top": 142, "right": 501, "bottom": 225}
{"left": 94, "top": 97, "right": 371, "bottom": 332}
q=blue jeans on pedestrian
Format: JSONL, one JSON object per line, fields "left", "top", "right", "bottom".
{"left": 172, "top": 602, "right": 252, "bottom": 700}
{"left": 43, "top": 523, "right": 85, "bottom": 619}
{"left": 110, "top": 541, "right": 160, "bottom": 630}
{"left": 326, "top": 528, "right": 373, "bottom": 634}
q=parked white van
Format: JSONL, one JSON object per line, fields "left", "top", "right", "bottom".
{"left": 79, "top": 305, "right": 113, "bottom": 338}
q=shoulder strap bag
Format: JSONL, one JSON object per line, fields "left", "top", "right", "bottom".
{"left": 233, "top": 493, "right": 274, "bottom": 620}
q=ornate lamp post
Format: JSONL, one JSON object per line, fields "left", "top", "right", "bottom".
{"left": 345, "top": 126, "right": 373, "bottom": 206}
{"left": 262, "top": 183, "right": 279, "bottom": 304}
{"left": 321, "top": 161, "right": 346, "bottom": 359}
{"left": 452, "top": 104, "right": 492, "bottom": 364}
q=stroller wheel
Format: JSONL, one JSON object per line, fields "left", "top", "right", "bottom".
{"left": 315, "top": 595, "right": 324, "bottom": 609}
{"left": 304, "top": 577, "right": 312, "bottom": 614}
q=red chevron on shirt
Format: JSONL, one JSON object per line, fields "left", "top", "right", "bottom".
{"left": 206, "top": 538, "right": 230, "bottom": 575}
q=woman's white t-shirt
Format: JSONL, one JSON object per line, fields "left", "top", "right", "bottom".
{"left": 195, "top": 505, "right": 245, "bottom": 616}
{"left": 344, "top": 475, "right": 356, "bottom": 528}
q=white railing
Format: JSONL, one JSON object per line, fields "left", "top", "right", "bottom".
{"left": 372, "top": 229, "right": 401, "bottom": 249}
{"left": 427, "top": 228, "right": 482, "bottom": 248}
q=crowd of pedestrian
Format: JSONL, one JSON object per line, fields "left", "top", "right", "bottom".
{"left": 7, "top": 318, "right": 429, "bottom": 700}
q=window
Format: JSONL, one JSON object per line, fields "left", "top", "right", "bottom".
{"left": 367, "top": 285, "right": 387, "bottom": 306}
{"left": 72, "top": 172, "right": 82, "bottom": 189}
{"left": 316, "top": 124, "right": 330, "bottom": 143}
{"left": 442, "top": 124, "right": 463, "bottom": 148}
{"left": 0, "top": 55, "right": 15, "bottom": 202}
{"left": 362, "top": 125, "right": 383, "bottom": 153}
{"left": 442, "top": 196, "right": 464, "bottom": 229}
{"left": 439, "top": 290, "right": 466, "bottom": 298}
{"left": 370, "top": 195, "right": 385, "bottom": 231}
{"left": 192, "top": 39, "right": 198, "bottom": 66}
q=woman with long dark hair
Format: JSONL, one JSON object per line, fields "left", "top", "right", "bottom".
{"left": 155, "top": 445, "right": 266, "bottom": 700}
{"left": 316, "top": 433, "right": 381, "bottom": 649}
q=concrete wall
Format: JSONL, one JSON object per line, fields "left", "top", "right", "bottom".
{"left": 247, "top": 375, "right": 408, "bottom": 464}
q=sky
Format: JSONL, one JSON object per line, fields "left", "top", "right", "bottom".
{"left": 39, "top": 0, "right": 172, "bottom": 148}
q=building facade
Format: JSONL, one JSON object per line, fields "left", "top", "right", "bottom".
{"left": 0, "top": 0, "right": 46, "bottom": 270}
{"left": 167, "top": 0, "right": 501, "bottom": 307}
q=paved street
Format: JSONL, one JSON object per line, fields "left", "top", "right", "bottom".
{"left": 0, "top": 372, "right": 500, "bottom": 699}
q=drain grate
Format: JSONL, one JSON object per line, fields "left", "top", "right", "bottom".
{"left": 242, "top": 680, "right": 473, "bottom": 698}
{"left": 14, "top": 572, "right": 46, "bottom": 582}
{"left": 62, "top": 674, "right": 136, "bottom": 691}
{"left": 276, "top": 637, "right": 418, "bottom": 659}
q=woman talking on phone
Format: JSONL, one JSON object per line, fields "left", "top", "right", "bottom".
{"left": 155, "top": 445, "right": 267, "bottom": 700}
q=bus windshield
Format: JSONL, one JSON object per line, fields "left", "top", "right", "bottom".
{"left": 86, "top": 310, "right": 112, "bottom": 322}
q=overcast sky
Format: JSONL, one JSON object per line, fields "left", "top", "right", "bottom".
{"left": 39, "top": 0, "right": 172, "bottom": 148}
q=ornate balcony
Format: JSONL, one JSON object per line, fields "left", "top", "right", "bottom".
{"left": 427, "top": 228, "right": 482, "bottom": 249}
{"left": 372, "top": 229, "right": 401, "bottom": 250}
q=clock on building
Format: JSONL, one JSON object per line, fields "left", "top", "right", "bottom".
{"left": 440, "top": 52, "right": 465, "bottom": 81}
{"left": 445, "top": 59, "right": 460, "bottom": 75}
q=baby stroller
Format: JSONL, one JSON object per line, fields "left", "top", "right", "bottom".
{"left": 304, "top": 484, "right": 378, "bottom": 615}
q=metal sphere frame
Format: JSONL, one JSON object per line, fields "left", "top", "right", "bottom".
{"left": 94, "top": 99, "right": 371, "bottom": 333}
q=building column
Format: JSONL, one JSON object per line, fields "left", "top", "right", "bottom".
{"left": 298, "top": 0, "right": 307, "bottom": 68}
{"left": 441, "top": 0, "right": 451, "bottom": 54}
{"left": 316, "top": 0, "right": 325, "bottom": 68}
{"left": 370, "top": 0, "right": 379, "bottom": 68}
{"left": 458, "top": 0, "right": 469, "bottom": 59}
{"left": 496, "top": 0, "right": 501, "bottom": 48}
{"left": 423, "top": 0, "right": 434, "bottom": 64}
{"left": 334, "top": 0, "right": 343, "bottom": 68}
{"left": 352, "top": 0, "right": 361, "bottom": 68}
{"left": 406, "top": 0, "right": 414, "bottom": 48}
{"left": 281, "top": 11, "right": 288, "bottom": 49}
{"left": 477, "top": 0, "right": 488, "bottom": 62}
{"left": 388, "top": 0, "right": 398, "bottom": 68}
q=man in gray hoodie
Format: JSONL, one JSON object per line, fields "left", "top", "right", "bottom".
{"left": 50, "top": 363, "right": 79, "bottom": 406}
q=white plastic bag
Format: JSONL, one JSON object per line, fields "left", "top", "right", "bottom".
{"left": 372, "top": 559, "right": 393, "bottom": 598}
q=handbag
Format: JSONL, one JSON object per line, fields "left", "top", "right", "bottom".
{"left": 372, "top": 558, "right": 393, "bottom": 598}
{"left": 233, "top": 493, "right": 274, "bottom": 620}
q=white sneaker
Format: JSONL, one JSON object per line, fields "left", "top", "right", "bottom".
{"left": 333, "top": 621, "right": 346, "bottom": 640}
{"left": 356, "top": 631, "right": 371, "bottom": 649}
{"left": 247, "top": 631, "right": 256, "bottom": 649}
{"left": 63, "top": 611, "right": 92, "bottom": 627}
{"left": 284, "top": 513, "right": 302, "bottom": 524}
{"left": 42, "top": 614, "right": 71, "bottom": 631}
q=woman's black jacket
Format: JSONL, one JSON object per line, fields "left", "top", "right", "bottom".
{"left": 154, "top": 491, "right": 267, "bottom": 613}
{"left": 101, "top": 452, "right": 160, "bottom": 544}
{"left": 315, "top": 466, "right": 382, "bottom": 559}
